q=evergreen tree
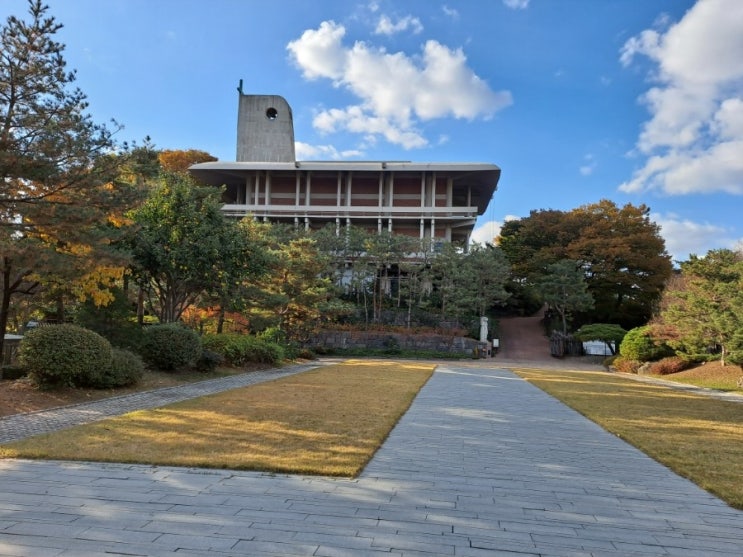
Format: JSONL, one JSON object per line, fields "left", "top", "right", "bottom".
{"left": 536, "top": 259, "right": 594, "bottom": 334}
{"left": 654, "top": 249, "right": 743, "bottom": 365}
{"left": 0, "top": 1, "right": 126, "bottom": 357}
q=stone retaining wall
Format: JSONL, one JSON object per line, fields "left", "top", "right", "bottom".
{"left": 307, "top": 330, "right": 482, "bottom": 356}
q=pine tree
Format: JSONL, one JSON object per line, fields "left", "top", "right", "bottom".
{"left": 0, "top": 1, "right": 124, "bottom": 357}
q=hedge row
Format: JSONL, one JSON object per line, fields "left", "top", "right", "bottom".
{"left": 202, "top": 333, "right": 284, "bottom": 366}
{"left": 16, "top": 324, "right": 286, "bottom": 390}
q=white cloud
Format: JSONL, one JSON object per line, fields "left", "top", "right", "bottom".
{"left": 442, "top": 5, "right": 459, "bottom": 20}
{"left": 470, "top": 215, "right": 519, "bottom": 246}
{"left": 579, "top": 154, "right": 597, "bottom": 176}
{"left": 287, "top": 21, "right": 512, "bottom": 149}
{"left": 374, "top": 14, "right": 423, "bottom": 35}
{"left": 503, "top": 0, "right": 530, "bottom": 9}
{"left": 295, "top": 141, "right": 363, "bottom": 160}
{"left": 286, "top": 21, "right": 347, "bottom": 81}
{"left": 619, "top": 0, "right": 743, "bottom": 195}
{"left": 652, "top": 212, "right": 739, "bottom": 262}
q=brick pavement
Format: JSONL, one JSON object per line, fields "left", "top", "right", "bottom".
{"left": 1, "top": 362, "right": 742, "bottom": 556}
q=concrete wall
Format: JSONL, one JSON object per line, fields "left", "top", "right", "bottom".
{"left": 236, "top": 94, "right": 295, "bottom": 162}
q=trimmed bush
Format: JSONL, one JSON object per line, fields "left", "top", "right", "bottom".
{"left": 195, "top": 349, "right": 224, "bottom": 372}
{"left": 202, "top": 333, "right": 284, "bottom": 366}
{"left": 140, "top": 323, "right": 201, "bottom": 371}
{"left": 611, "top": 356, "right": 641, "bottom": 374}
{"left": 649, "top": 356, "right": 690, "bottom": 376}
{"left": 88, "top": 348, "right": 145, "bottom": 388}
{"left": 619, "top": 326, "right": 671, "bottom": 362}
{"left": 18, "top": 324, "right": 113, "bottom": 388}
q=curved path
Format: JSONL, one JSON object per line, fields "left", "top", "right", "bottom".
{"left": 1, "top": 359, "right": 742, "bottom": 556}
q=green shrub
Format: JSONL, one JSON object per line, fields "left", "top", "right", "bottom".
{"left": 195, "top": 349, "right": 224, "bottom": 372}
{"left": 140, "top": 323, "right": 201, "bottom": 371}
{"left": 295, "top": 348, "right": 317, "bottom": 360}
{"left": 202, "top": 334, "right": 284, "bottom": 366}
{"left": 93, "top": 348, "right": 145, "bottom": 388}
{"left": 257, "top": 326, "right": 299, "bottom": 359}
{"left": 18, "top": 324, "right": 113, "bottom": 388}
{"left": 619, "top": 326, "right": 671, "bottom": 362}
{"left": 602, "top": 354, "right": 619, "bottom": 369}
{"left": 649, "top": 356, "right": 690, "bottom": 376}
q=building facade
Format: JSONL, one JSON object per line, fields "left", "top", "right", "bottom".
{"left": 189, "top": 92, "right": 500, "bottom": 246}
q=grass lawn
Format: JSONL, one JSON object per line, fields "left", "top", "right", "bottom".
{"left": 656, "top": 361, "right": 743, "bottom": 392}
{"left": 0, "top": 360, "right": 434, "bottom": 477}
{"left": 512, "top": 367, "right": 743, "bottom": 510}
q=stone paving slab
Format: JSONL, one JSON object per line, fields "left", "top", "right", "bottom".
{"left": 1, "top": 363, "right": 742, "bottom": 556}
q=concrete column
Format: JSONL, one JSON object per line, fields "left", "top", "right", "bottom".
{"left": 378, "top": 218, "right": 382, "bottom": 234}
{"left": 265, "top": 172, "right": 271, "bottom": 206}
{"left": 446, "top": 178, "right": 453, "bottom": 210}
{"left": 305, "top": 172, "right": 311, "bottom": 206}
{"left": 431, "top": 218, "right": 436, "bottom": 250}
{"left": 295, "top": 173, "right": 301, "bottom": 206}
{"left": 420, "top": 173, "right": 426, "bottom": 207}
{"left": 378, "top": 173, "right": 384, "bottom": 207}
{"left": 242, "top": 177, "right": 250, "bottom": 205}
{"left": 304, "top": 216, "right": 309, "bottom": 231}
{"left": 346, "top": 172, "right": 352, "bottom": 207}
{"left": 254, "top": 173, "right": 260, "bottom": 205}
{"left": 388, "top": 218, "right": 392, "bottom": 233}
{"left": 336, "top": 217, "right": 340, "bottom": 237}
{"left": 336, "top": 172, "right": 342, "bottom": 206}
{"left": 420, "top": 218, "right": 425, "bottom": 239}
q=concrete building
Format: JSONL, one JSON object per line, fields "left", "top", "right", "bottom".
{"left": 190, "top": 91, "right": 500, "bottom": 247}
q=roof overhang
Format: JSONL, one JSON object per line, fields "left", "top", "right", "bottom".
{"left": 190, "top": 161, "right": 500, "bottom": 214}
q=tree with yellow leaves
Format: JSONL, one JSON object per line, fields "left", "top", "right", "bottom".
{"left": 0, "top": 1, "right": 139, "bottom": 358}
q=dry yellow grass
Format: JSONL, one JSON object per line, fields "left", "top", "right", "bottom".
{"left": 660, "top": 361, "right": 743, "bottom": 392}
{"left": 0, "top": 360, "right": 434, "bottom": 477}
{"left": 512, "top": 368, "right": 743, "bottom": 509}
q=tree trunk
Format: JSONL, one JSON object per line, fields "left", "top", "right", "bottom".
{"left": 217, "top": 305, "right": 226, "bottom": 334}
{"left": 137, "top": 286, "right": 145, "bottom": 326}
{"left": 0, "top": 264, "right": 12, "bottom": 363}
{"left": 55, "top": 292, "right": 65, "bottom": 323}
{"left": 0, "top": 259, "right": 37, "bottom": 362}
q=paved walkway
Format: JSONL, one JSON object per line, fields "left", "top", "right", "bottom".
{"left": 1, "top": 362, "right": 742, "bottom": 556}
{"left": 0, "top": 363, "right": 323, "bottom": 444}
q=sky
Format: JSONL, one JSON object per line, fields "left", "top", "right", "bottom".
{"left": 2, "top": 0, "right": 742, "bottom": 263}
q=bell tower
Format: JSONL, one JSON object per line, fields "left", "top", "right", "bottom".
{"left": 235, "top": 81, "right": 295, "bottom": 162}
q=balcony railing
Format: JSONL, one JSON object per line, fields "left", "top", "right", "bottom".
{"left": 221, "top": 204, "right": 479, "bottom": 220}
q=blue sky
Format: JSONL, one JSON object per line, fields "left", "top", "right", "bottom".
{"left": 3, "top": 0, "right": 742, "bottom": 263}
